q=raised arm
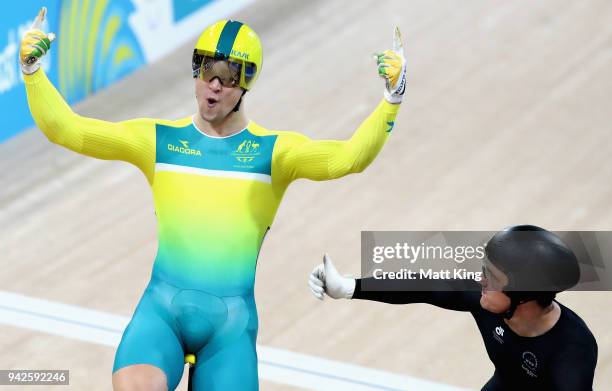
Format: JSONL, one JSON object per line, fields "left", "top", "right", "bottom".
{"left": 309, "top": 255, "right": 482, "bottom": 313}
{"left": 24, "top": 70, "right": 156, "bottom": 184}
{"left": 273, "top": 100, "right": 399, "bottom": 182}
{"left": 272, "top": 27, "right": 406, "bottom": 183}
{"left": 21, "top": 7, "right": 156, "bottom": 184}
{"left": 353, "top": 276, "right": 482, "bottom": 312}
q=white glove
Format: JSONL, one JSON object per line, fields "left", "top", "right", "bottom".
{"left": 375, "top": 26, "right": 406, "bottom": 104}
{"left": 308, "top": 254, "right": 356, "bottom": 300}
{"left": 20, "top": 7, "right": 56, "bottom": 75}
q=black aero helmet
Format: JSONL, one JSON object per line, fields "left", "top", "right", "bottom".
{"left": 484, "top": 225, "right": 581, "bottom": 318}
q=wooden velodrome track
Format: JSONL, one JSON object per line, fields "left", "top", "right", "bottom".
{"left": 1, "top": 0, "right": 611, "bottom": 389}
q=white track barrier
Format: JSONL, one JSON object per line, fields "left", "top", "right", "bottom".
{"left": 0, "top": 291, "right": 470, "bottom": 391}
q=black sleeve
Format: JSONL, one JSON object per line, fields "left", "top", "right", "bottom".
{"left": 548, "top": 342, "right": 597, "bottom": 391}
{"left": 352, "top": 277, "right": 482, "bottom": 312}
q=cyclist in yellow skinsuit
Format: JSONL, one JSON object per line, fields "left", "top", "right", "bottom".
{"left": 21, "top": 8, "right": 407, "bottom": 391}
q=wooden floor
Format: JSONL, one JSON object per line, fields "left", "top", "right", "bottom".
{"left": 1, "top": 0, "right": 611, "bottom": 389}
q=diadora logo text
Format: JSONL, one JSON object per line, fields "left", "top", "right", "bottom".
{"left": 231, "top": 49, "right": 249, "bottom": 60}
{"left": 167, "top": 140, "right": 202, "bottom": 156}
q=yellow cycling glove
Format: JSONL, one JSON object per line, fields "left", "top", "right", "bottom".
{"left": 375, "top": 26, "right": 406, "bottom": 104}
{"left": 20, "top": 7, "right": 56, "bottom": 75}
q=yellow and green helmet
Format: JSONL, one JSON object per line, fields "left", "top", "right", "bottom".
{"left": 193, "top": 20, "right": 263, "bottom": 90}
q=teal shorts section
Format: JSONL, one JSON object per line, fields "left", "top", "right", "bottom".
{"left": 113, "top": 276, "right": 259, "bottom": 390}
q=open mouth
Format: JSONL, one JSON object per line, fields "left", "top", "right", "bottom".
{"left": 206, "top": 97, "right": 219, "bottom": 107}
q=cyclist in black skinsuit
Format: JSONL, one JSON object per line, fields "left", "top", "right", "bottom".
{"left": 309, "top": 225, "right": 598, "bottom": 390}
